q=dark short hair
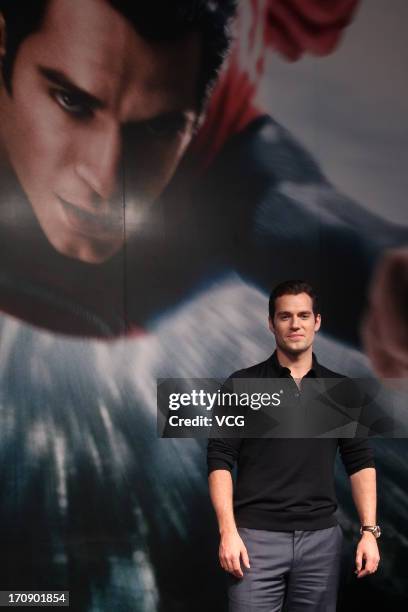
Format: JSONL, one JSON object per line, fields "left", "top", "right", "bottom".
{"left": 269, "top": 280, "right": 319, "bottom": 319}
{"left": 0, "top": 0, "right": 237, "bottom": 107}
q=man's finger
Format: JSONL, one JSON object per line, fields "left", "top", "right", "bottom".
{"left": 355, "top": 551, "right": 363, "bottom": 572}
{"left": 225, "top": 555, "right": 242, "bottom": 577}
{"left": 219, "top": 556, "right": 227, "bottom": 572}
{"left": 363, "top": 557, "right": 379, "bottom": 574}
{"left": 232, "top": 558, "right": 243, "bottom": 578}
{"left": 225, "top": 556, "right": 234, "bottom": 574}
{"left": 355, "top": 554, "right": 380, "bottom": 578}
{"left": 356, "top": 567, "right": 372, "bottom": 579}
{"left": 241, "top": 546, "right": 250, "bottom": 569}
{"left": 357, "top": 565, "right": 377, "bottom": 578}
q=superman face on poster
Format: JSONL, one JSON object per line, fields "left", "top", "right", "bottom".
{"left": 0, "top": 0, "right": 406, "bottom": 375}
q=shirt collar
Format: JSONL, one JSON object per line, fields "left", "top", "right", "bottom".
{"left": 268, "top": 350, "right": 322, "bottom": 378}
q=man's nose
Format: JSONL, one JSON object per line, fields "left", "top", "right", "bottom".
{"left": 75, "top": 123, "right": 122, "bottom": 202}
{"left": 290, "top": 317, "right": 301, "bottom": 328}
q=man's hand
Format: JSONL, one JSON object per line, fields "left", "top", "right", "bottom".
{"left": 362, "top": 247, "right": 408, "bottom": 379}
{"left": 219, "top": 530, "right": 250, "bottom": 578}
{"left": 354, "top": 532, "right": 380, "bottom": 578}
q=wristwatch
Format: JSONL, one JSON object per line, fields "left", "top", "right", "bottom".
{"left": 360, "top": 525, "right": 381, "bottom": 539}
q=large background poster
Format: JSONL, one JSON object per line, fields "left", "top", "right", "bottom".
{"left": 0, "top": 1, "right": 407, "bottom": 610}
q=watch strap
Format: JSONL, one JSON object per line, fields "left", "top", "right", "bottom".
{"left": 360, "top": 525, "right": 381, "bottom": 538}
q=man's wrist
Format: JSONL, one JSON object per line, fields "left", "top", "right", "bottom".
{"left": 220, "top": 525, "right": 238, "bottom": 537}
{"left": 361, "top": 530, "right": 376, "bottom": 539}
{"left": 360, "top": 525, "right": 381, "bottom": 539}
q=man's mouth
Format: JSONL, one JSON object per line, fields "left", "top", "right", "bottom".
{"left": 57, "top": 196, "right": 123, "bottom": 238}
{"left": 287, "top": 334, "right": 304, "bottom": 339}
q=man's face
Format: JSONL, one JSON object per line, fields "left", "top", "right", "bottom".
{"left": 269, "top": 292, "right": 321, "bottom": 355}
{"left": 0, "top": 0, "right": 201, "bottom": 263}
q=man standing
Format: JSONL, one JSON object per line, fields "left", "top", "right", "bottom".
{"left": 207, "top": 280, "right": 381, "bottom": 611}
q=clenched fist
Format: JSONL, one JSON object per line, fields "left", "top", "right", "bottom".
{"left": 362, "top": 248, "right": 408, "bottom": 378}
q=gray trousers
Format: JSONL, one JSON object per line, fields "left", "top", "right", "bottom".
{"left": 228, "top": 525, "right": 343, "bottom": 612}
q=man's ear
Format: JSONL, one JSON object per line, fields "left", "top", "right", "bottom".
{"left": 268, "top": 316, "right": 275, "bottom": 333}
{"left": 314, "top": 313, "right": 321, "bottom": 333}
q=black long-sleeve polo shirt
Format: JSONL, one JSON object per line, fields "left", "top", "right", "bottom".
{"left": 207, "top": 351, "right": 375, "bottom": 531}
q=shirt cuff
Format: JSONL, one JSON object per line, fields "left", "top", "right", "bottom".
{"left": 346, "top": 459, "right": 376, "bottom": 476}
{"left": 207, "top": 458, "right": 234, "bottom": 476}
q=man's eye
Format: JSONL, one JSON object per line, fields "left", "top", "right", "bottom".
{"left": 52, "top": 89, "right": 93, "bottom": 119}
{"left": 144, "top": 116, "right": 186, "bottom": 139}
